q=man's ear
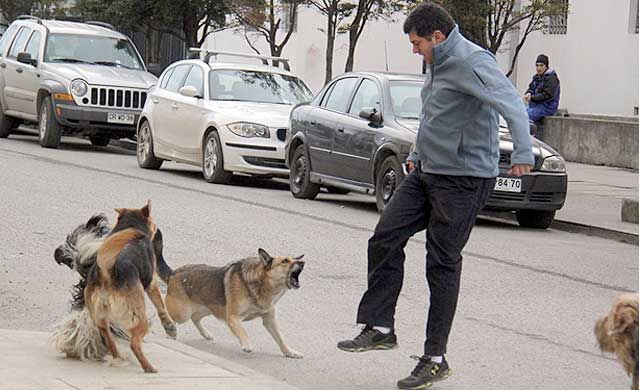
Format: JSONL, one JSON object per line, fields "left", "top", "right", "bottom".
{"left": 258, "top": 248, "right": 273, "bottom": 269}
{"left": 432, "top": 30, "right": 446, "bottom": 44}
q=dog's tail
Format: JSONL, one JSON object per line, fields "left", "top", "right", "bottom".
{"left": 154, "top": 228, "right": 173, "bottom": 284}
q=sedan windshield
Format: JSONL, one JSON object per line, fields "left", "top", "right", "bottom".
{"left": 44, "top": 34, "right": 143, "bottom": 70}
{"left": 209, "top": 69, "right": 313, "bottom": 105}
{"left": 390, "top": 81, "right": 424, "bottom": 120}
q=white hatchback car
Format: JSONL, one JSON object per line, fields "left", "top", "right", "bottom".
{"left": 136, "top": 51, "right": 313, "bottom": 183}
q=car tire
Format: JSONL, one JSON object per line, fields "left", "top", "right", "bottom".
{"left": 289, "top": 144, "right": 320, "bottom": 200}
{"left": 137, "top": 121, "right": 163, "bottom": 169}
{"left": 326, "top": 186, "right": 350, "bottom": 195}
{"left": 89, "top": 135, "right": 110, "bottom": 147}
{"left": 0, "top": 102, "right": 16, "bottom": 138}
{"left": 375, "top": 156, "right": 403, "bottom": 213}
{"left": 38, "top": 96, "right": 62, "bottom": 148}
{"left": 202, "top": 131, "right": 232, "bottom": 184}
{"left": 515, "top": 210, "right": 555, "bottom": 229}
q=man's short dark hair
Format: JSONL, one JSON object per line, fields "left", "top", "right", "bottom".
{"left": 403, "top": 2, "right": 455, "bottom": 38}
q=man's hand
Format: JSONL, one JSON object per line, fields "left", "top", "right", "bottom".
{"left": 406, "top": 160, "right": 416, "bottom": 173}
{"left": 508, "top": 164, "right": 532, "bottom": 176}
{"left": 523, "top": 93, "right": 531, "bottom": 102}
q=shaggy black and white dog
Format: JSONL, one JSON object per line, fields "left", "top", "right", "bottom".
{"left": 51, "top": 213, "right": 171, "bottom": 361}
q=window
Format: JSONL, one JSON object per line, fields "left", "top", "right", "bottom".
{"left": 349, "top": 79, "right": 380, "bottom": 116}
{"left": 165, "top": 65, "right": 191, "bottom": 92}
{"left": 390, "top": 81, "right": 424, "bottom": 119}
{"left": 183, "top": 66, "right": 204, "bottom": 96}
{"left": 629, "top": 0, "right": 639, "bottom": 34}
{"left": 8, "top": 27, "right": 31, "bottom": 58}
{"left": 208, "top": 69, "right": 313, "bottom": 104}
{"left": 280, "top": 1, "right": 298, "bottom": 33}
{"left": 24, "top": 31, "right": 41, "bottom": 60}
{"left": 0, "top": 24, "right": 19, "bottom": 57}
{"left": 322, "top": 77, "right": 358, "bottom": 112}
{"left": 547, "top": 0, "right": 568, "bottom": 35}
{"left": 160, "top": 68, "right": 175, "bottom": 89}
{"left": 44, "top": 34, "right": 143, "bottom": 70}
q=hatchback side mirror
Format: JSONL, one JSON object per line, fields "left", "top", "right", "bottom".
{"left": 359, "top": 107, "right": 382, "bottom": 126}
{"left": 179, "top": 85, "right": 201, "bottom": 98}
{"left": 17, "top": 52, "right": 37, "bottom": 67}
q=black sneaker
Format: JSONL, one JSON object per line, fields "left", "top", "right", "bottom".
{"left": 337, "top": 326, "right": 398, "bottom": 352}
{"left": 397, "top": 355, "right": 452, "bottom": 389}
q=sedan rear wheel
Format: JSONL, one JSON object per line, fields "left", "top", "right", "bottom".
{"left": 290, "top": 144, "right": 320, "bottom": 199}
{"left": 375, "top": 156, "right": 403, "bottom": 213}
{"left": 515, "top": 210, "right": 555, "bottom": 229}
{"left": 202, "top": 131, "right": 232, "bottom": 184}
{"left": 137, "top": 121, "right": 163, "bottom": 169}
{"left": 0, "top": 101, "right": 16, "bottom": 138}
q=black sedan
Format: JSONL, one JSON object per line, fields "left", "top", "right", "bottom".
{"left": 285, "top": 71, "right": 567, "bottom": 229}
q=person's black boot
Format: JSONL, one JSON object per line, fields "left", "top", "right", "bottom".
{"left": 397, "top": 355, "right": 452, "bottom": 389}
{"left": 337, "top": 326, "right": 398, "bottom": 352}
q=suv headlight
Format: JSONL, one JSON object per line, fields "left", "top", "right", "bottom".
{"left": 70, "top": 80, "right": 88, "bottom": 96}
{"left": 540, "top": 155, "right": 566, "bottom": 172}
{"left": 227, "top": 122, "right": 270, "bottom": 138}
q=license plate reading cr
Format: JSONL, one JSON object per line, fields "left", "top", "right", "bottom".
{"left": 494, "top": 177, "right": 522, "bottom": 193}
{"left": 107, "top": 112, "right": 135, "bottom": 124}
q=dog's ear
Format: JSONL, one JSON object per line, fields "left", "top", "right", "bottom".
{"left": 86, "top": 214, "right": 107, "bottom": 229}
{"left": 141, "top": 200, "right": 152, "bottom": 219}
{"left": 114, "top": 208, "right": 126, "bottom": 216}
{"left": 258, "top": 248, "right": 273, "bottom": 269}
{"left": 611, "top": 301, "right": 639, "bottom": 335}
{"left": 294, "top": 254, "right": 305, "bottom": 260}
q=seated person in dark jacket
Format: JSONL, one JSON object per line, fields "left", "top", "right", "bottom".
{"left": 524, "top": 54, "right": 560, "bottom": 123}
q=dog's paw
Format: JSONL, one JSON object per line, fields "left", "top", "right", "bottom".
{"left": 283, "top": 349, "right": 304, "bottom": 359}
{"left": 109, "top": 357, "right": 129, "bottom": 367}
{"left": 143, "top": 365, "right": 158, "bottom": 374}
{"left": 242, "top": 345, "right": 253, "bottom": 353}
{"left": 163, "top": 322, "right": 177, "bottom": 340}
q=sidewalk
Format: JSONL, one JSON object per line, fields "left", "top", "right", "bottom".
{"left": 0, "top": 329, "right": 300, "bottom": 390}
{"left": 554, "top": 162, "right": 638, "bottom": 238}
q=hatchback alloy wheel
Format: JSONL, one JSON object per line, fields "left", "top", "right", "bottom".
{"left": 136, "top": 121, "right": 163, "bottom": 169}
{"left": 202, "top": 132, "right": 232, "bottom": 184}
{"left": 138, "top": 125, "right": 151, "bottom": 162}
{"left": 204, "top": 137, "right": 219, "bottom": 178}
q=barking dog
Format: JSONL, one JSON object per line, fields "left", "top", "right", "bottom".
{"left": 594, "top": 293, "right": 639, "bottom": 389}
{"left": 84, "top": 201, "right": 175, "bottom": 373}
{"left": 164, "top": 248, "right": 305, "bottom": 358}
{"left": 51, "top": 213, "right": 171, "bottom": 362}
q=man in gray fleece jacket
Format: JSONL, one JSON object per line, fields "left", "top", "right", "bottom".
{"left": 337, "top": 3, "right": 534, "bottom": 389}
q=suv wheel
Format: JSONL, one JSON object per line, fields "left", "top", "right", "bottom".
{"left": 290, "top": 144, "right": 320, "bottom": 199}
{"left": 375, "top": 156, "right": 402, "bottom": 213}
{"left": 202, "top": 131, "right": 232, "bottom": 184}
{"left": 515, "top": 210, "right": 555, "bottom": 229}
{"left": 137, "top": 121, "right": 163, "bottom": 169}
{"left": 89, "top": 135, "right": 110, "bottom": 147}
{"left": 38, "top": 96, "right": 62, "bottom": 148}
{"left": 0, "top": 102, "right": 16, "bottom": 138}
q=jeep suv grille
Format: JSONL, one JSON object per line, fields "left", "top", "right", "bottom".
{"left": 87, "top": 87, "right": 147, "bottom": 110}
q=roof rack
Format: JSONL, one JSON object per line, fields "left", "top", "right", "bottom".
{"left": 86, "top": 21, "right": 116, "bottom": 31}
{"left": 189, "top": 48, "right": 290, "bottom": 71}
{"left": 17, "top": 15, "right": 43, "bottom": 25}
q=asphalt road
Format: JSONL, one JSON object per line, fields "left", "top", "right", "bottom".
{"left": 0, "top": 134, "right": 637, "bottom": 390}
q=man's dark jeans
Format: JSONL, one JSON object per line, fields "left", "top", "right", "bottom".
{"left": 356, "top": 168, "right": 495, "bottom": 356}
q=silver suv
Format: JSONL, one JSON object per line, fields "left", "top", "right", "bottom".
{"left": 0, "top": 16, "right": 157, "bottom": 148}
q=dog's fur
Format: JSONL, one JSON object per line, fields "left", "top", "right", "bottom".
{"left": 164, "top": 248, "right": 305, "bottom": 358}
{"left": 83, "top": 201, "right": 175, "bottom": 373}
{"left": 595, "top": 293, "right": 639, "bottom": 390}
{"left": 51, "top": 213, "right": 171, "bottom": 362}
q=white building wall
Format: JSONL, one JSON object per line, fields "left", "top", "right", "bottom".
{"left": 205, "top": 1, "right": 638, "bottom": 115}
{"left": 509, "top": 0, "right": 638, "bottom": 116}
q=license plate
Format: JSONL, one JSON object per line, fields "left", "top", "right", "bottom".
{"left": 107, "top": 112, "right": 135, "bottom": 124}
{"left": 494, "top": 177, "right": 522, "bottom": 193}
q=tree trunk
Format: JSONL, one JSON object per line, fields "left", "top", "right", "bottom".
{"left": 324, "top": 12, "right": 336, "bottom": 85}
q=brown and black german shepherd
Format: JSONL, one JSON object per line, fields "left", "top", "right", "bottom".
{"left": 164, "top": 248, "right": 305, "bottom": 358}
{"left": 84, "top": 201, "right": 176, "bottom": 373}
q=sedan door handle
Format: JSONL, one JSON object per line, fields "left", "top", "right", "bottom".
{"left": 171, "top": 103, "right": 179, "bottom": 110}
{"left": 0, "top": 63, "right": 6, "bottom": 69}
{"left": 16, "top": 68, "right": 23, "bottom": 73}
{"left": 310, "top": 120, "right": 316, "bottom": 125}
{"left": 337, "top": 127, "right": 345, "bottom": 133}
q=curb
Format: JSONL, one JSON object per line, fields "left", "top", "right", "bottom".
{"left": 480, "top": 212, "right": 639, "bottom": 246}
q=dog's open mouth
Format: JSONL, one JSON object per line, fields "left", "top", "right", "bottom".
{"left": 287, "top": 263, "right": 304, "bottom": 289}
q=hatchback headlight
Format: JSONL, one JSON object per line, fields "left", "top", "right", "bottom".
{"left": 227, "top": 122, "right": 270, "bottom": 138}
{"left": 540, "top": 155, "right": 566, "bottom": 172}
{"left": 70, "top": 80, "right": 88, "bottom": 96}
